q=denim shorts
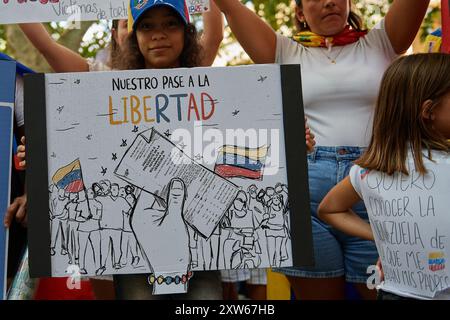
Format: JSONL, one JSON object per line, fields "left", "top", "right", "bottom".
{"left": 276, "top": 146, "right": 378, "bottom": 283}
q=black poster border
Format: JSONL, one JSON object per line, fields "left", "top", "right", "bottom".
{"left": 25, "top": 73, "right": 52, "bottom": 277}
{"left": 280, "top": 64, "right": 314, "bottom": 267}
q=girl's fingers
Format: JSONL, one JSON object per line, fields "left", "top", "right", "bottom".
{"left": 4, "top": 201, "right": 19, "bottom": 227}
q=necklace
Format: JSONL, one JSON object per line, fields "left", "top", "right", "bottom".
{"left": 318, "top": 45, "right": 345, "bottom": 64}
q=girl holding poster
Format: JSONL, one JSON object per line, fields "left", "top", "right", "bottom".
{"left": 212, "top": 0, "right": 431, "bottom": 299}
{"left": 318, "top": 53, "right": 450, "bottom": 300}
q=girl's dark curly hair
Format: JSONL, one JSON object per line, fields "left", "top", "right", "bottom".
{"left": 113, "top": 23, "right": 202, "bottom": 70}
{"left": 109, "top": 19, "right": 122, "bottom": 69}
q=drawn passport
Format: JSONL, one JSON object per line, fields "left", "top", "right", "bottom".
{"left": 115, "top": 128, "right": 239, "bottom": 238}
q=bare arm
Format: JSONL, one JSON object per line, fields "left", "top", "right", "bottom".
{"left": 199, "top": 1, "right": 224, "bottom": 66}
{"left": 19, "top": 23, "right": 89, "bottom": 72}
{"left": 318, "top": 177, "right": 374, "bottom": 241}
{"left": 384, "top": 0, "right": 430, "bottom": 54}
{"left": 213, "top": 0, "right": 276, "bottom": 63}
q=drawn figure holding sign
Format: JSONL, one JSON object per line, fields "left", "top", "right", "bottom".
{"left": 319, "top": 53, "right": 450, "bottom": 300}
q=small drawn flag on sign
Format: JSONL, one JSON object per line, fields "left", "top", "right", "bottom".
{"left": 214, "top": 145, "right": 268, "bottom": 180}
{"left": 429, "top": 252, "right": 445, "bottom": 272}
{"left": 52, "top": 159, "right": 85, "bottom": 193}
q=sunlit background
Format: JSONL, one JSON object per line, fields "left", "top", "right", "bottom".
{"left": 0, "top": 0, "right": 443, "bottom": 71}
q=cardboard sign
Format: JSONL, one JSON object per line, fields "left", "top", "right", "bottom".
{"left": 0, "top": 0, "right": 208, "bottom": 24}
{"left": 25, "top": 65, "right": 314, "bottom": 294}
{"left": 0, "top": 0, "right": 128, "bottom": 24}
{"left": 186, "top": 0, "right": 210, "bottom": 14}
{"left": 0, "top": 60, "right": 16, "bottom": 300}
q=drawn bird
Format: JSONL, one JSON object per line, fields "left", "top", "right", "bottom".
{"left": 232, "top": 109, "right": 240, "bottom": 116}
{"left": 86, "top": 134, "right": 92, "bottom": 140}
{"left": 101, "top": 167, "right": 107, "bottom": 176}
{"left": 51, "top": 152, "right": 56, "bottom": 158}
{"left": 120, "top": 139, "right": 127, "bottom": 147}
{"left": 258, "top": 75, "right": 268, "bottom": 82}
{"left": 74, "top": 79, "right": 81, "bottom": 84}
{"left": 195, "top": 154, "right": 203, "bottom": 161}
{"left": 125, "top": 169, "right": 129, "bottom": 177}
{"left": 178, "top": 142, "right": 187, "bottom": 150}
{"left": 112, "top": 153, "right": 117, "bottom": 161}
{"left": 164, "top": 129, "right": 171, "bottom": 138}
{"left": 57, "top": 106, "right": 64, "bottom": 114}
{"left": 132, "top": 126, "right": 139, "bottom": 133}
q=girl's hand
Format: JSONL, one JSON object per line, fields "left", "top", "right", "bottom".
{"left": 305, "top": 118, "right": 316, "bottom": 153}
{"left": 376, "top": 257, "right": 385, "bottom": 282}
{"left": 4, "top": 194, "right": 27, "bottom": 228}
{"left": 17, "top": 136, "right": 26, "bottom": 169}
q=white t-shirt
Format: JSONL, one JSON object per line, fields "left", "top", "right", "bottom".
{"left": 15, "top": 75, "right": 24, "bottom": 127}
{"left": 349, "top": 150, "right": 450, "bottom": 300}
{"left": 276, "top": 19, "right": 398, "bottom": 147}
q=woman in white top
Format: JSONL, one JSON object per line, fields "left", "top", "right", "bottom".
{"left": 213, "top": 0, "right": 430, "bottom": 299}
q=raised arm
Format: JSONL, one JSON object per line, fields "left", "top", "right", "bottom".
{"left": 384, "top": 0, "right": 431, "bottom": 54}
{"left": 199, "top": 0, "right": 224, "bottom": 66}
{"left": 317, "top": 177, "right": 374, "bottom": 241}
{"left": 213, "top": 0, "right": 277, "bottom": 63}
{"left": 19, "top": 23, "right": 89, "bottom": 72}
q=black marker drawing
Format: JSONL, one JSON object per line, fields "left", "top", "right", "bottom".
{"left": 112, "top": 153, "right": 117, "bottom": 161}
{"left": 178, "top": 142, "right": 187, "bottom": 150}
{"left": 257, "top": 76, "right": 268, "bottom": 83}
{"left": 232, "top": 109, "right": 240, "bottom": 116}
{"left": 56, "top": 127, "right": 76, "bottom": 132}
{"left": 101, "top": 167, "right": 107, "bottom": 176}
{"left": 132, "top": 126, "right": 139, "bottom": 133}
{"left": 86, "top": 134, "right": 92, "bottom": 140}
{"left": 164, "top": 129, "right": 171, "bottom": 138}
{"left": 57, "top": 106, "right": 64, "bottom": 114}
{"left": 120, "top": 139, "right": 127, "bottom": 147}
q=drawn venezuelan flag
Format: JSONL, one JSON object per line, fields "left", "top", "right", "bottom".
{"left": 52, "top": 159, "right": 85, "bottom": 193}
{"left": 428, "top": 252, "right": 445, "bottom": 272}
{"left": 214, "top": 145, "right": 268, "bottom": 180}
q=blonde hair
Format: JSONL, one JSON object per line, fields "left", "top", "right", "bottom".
{"left": 355, "top": 53, "right": 450, "bottom": 175}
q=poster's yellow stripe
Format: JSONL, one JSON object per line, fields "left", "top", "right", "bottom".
{"left": 218, "top": 145, "right": 268, "bottom": 161}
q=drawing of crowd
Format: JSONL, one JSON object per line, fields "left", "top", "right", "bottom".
{"left": 48, "top": 179, "right": 143, "bottom": 276}
{"left": 189, "top": 182, "right": 291, "bottom": 271}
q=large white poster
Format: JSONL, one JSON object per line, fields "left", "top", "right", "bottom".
{"left": 26, "top": 64, "right": 313, "bottom": 294}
